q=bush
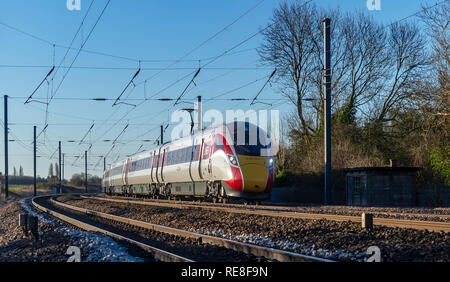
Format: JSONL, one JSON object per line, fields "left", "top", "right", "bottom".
{"left": 430, "top": 146, "right": 450, "bottom": 186}
{"left": 274, "top": 169, "right": 294, "bottom": 187}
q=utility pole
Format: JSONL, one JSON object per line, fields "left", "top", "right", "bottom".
{"left": 103, "top": 156, "right": 106, "bottom": 172}
{"left": 197, "top": 95, "right": 202, "bottom": 132}
{"left": 62, "top": 153, "right": 65, "bottom": 186}
{"left": 160, "top": 125, "right": 163, "bottom": 144}
{"left": 33, "top": 126, "right": 36, "bottom": 196}
{"left": 58, "top": 141, "right": 61, "bottom": 194}
{"left": 323, "top": 18, "right": 332, "bottom": 205}
{"left": 3, "top": 95, "right": 8, "bottom": 199}
{"left": 85, "top": 150, "right": 88, "bottom": 193}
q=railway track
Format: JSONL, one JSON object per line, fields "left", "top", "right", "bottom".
{"left": 83, "top": 195, "right": 450, "bottom": 233}
{"left": 32, "top": 195, "right": 192, "bottom": 262}
{"left": 32, "top": 194, "right": 332, "bottom": 262}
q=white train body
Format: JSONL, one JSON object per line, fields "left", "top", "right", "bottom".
{"left": 102, "top": 121, "right": 275, "bottom": 201}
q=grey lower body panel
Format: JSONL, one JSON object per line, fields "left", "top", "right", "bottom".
{"left": 222, "top": 184, "right": 271, "bottom": 200}
{"left": 107, "top": 180, "right": 271, "bottom": 200}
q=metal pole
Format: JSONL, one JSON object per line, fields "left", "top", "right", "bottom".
{"left": 103, "top": 156, "right": 106, "bottom": 172}
{"left": 197, "top": 95, "right": 202, "bottom": 132}
{"left": 33, "top": 126, "right": 36, "bottom": 196}
{"left": 62, "top": 153, "right": 64, "bottom": 185}
{"left": 4, "top": 95, "right": 8, "bottom": 199}
{"left": 160, "top": 125, "right": 163, "bottom": 144}
{"left": 323, "top": 18, "right": 332, "bottom": 205}
{"left": 85, "top": 150, "right": 88, "bottom": 193}
{"left": 59, "top": 141, "right": 61, "bottom": 194}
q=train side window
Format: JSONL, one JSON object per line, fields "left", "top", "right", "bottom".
{"left": 186, "top": 147, "right": 191, "bottom": 162}
{"left": 192, "top": 145, "right": 197, "bottom": 161}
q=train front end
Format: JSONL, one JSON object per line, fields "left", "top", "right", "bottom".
{"left": 216, "top": 121, "right": 275, "bottom": 201}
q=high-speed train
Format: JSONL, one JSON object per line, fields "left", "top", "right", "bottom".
{"left": 102, "top": 121, "right": 274, "bottom": 202}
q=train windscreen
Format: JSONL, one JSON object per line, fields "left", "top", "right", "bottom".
{"left": 230, "top": 122, "right": 271, "bottom": 156}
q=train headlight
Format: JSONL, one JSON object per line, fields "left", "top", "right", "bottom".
{"left": 268, "top": 157, "right": 274, "bottom": 168}
{"left": 228, "top": 155, "right": 238, "bottom": 166}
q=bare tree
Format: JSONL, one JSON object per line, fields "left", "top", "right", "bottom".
{"left": 420, "top": 2, "right": 449, "bottom": 90}
{"left": 259, "top": 2, "right": 389, "bottom": 132}
{"left": 54, "top": 163, "right": 59, "bottom": 179}
{"left": 259, "top": 1, "right": 318, "bottom": 137}
{"left": 335, "top": 11, "right": 387, "bottom": 123}
{"left": 48, "top": 163, "right": 53, "bottom": 178}
{"left": 374, "top": 22, "right": 429, "bottom": 123}
{"left": 418, "top": 1, "right": 449, "bottom": 125}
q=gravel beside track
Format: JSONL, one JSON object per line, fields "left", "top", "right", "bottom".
{"left": 104, "top": 195, "right": 450, "bottom": 222}
{"left": 269, "top": 205, "right": 450, "bottom": 222}
{"left": 63, "top": 195, "right": 450, "bottom": 262}
{"left": 38, "top": 195, "right": 268, "bottom": 262}
{"left": 0, "top": 198, "right": 145, "bottom": 262}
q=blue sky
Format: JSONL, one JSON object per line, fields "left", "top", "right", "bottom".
{"left": 0, "top": 0, "right": 436, "bottom": 179}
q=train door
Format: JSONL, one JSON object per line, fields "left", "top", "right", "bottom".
{"left": 189, "top": 137, "right": 200, "bottom": 181}
{"left": 149, "top": 152, "right": 154, "bottom": 183}
{"left": 108, "top": 168, "right": 112, "bottom": 187}
{"left": 200, "top": 133, "right": 213, "bottom": 179}
{"left": 198, "top": 138, "right": 204, "bottom": 179}
{"left": 153, "top": 150, "right": 160, "bottom": 183}
{"left": 159, "top": 147, "right": 166, "bottom": 182}
{"left": 122, "top": 159, "right": 130, "bottom": 186}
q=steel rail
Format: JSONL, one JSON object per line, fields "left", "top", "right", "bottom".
{"left": 82, "top": 195, "right": 450, "bottom": 233}
{"left": 31, "top": 195, "right": 193, "bottom": 262}
{"left": 52, "top": 196, "right": 332, "bottom": 262}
